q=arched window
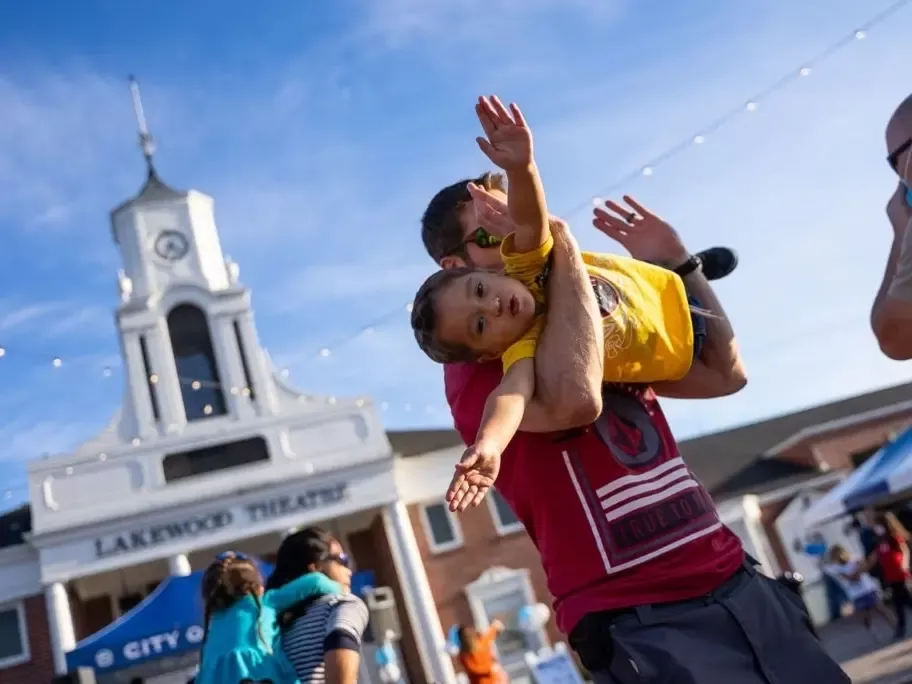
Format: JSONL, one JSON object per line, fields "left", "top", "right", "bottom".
{"left": 167, "top": 304, "right": 227, "bottom": 421}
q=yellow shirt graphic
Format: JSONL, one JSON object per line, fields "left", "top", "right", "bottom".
{"left": 500, "top": 233, "right": 694, "bottom": 384}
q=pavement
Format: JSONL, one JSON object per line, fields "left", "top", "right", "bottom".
{"left": 821, "top": 617, "right": 912, "bottom": 684}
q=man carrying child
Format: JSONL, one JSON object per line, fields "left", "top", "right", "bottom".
{"left": 415, "top": 95, "right": 849, "bottom": 682}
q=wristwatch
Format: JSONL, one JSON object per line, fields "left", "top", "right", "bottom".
{"left": 673, "top": 254, "right": 703, "bottom": 277}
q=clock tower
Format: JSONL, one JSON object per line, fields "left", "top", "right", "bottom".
{"left": 111, "top": 78, "right": 278, "bottom": 440}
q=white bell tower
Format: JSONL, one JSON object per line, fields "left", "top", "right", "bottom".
{"left": 112, "top": 77, "right": 278, "bottom": 440}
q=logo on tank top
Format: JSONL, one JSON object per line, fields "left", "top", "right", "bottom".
{"left": 563, "top": 387, "right": 721, "bottom": 572}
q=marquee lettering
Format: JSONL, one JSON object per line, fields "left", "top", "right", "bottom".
{"left": 93, "top": 483, "right": 349, "bottom": 558}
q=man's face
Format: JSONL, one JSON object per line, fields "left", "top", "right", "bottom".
{"left": 441, "top": 188, "right": 511, "bottom": 271}
{"left": 434, "top": 270, "right": 537, "bottom": 359}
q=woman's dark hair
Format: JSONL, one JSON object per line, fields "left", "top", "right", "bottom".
{"left": 266, "top": 526, "right": 335, "bottom": 591}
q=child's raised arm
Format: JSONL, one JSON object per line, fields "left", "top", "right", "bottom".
{"left": 264, "top": 572, "right": 342, "bottom": 613}
{"left": 475, "top": 96, "right": 549, "bottom": 254}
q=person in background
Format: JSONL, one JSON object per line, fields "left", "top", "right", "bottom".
{"left": 871, "top": 93, "right": 912, "bottom": 358}
{"left": 457, "top": 619, "right": 507, "bottom": 684}
{"left": 268, "top": 527, "right": 369, "bottom": 684}
{"left": 868, "top": 512, "right": 912, "bottom": 639}
{"left": 823, "top": 544, "right": 894, "bottom": 632}
{"left": 196, "top": 551, "right": 340, "bottom": 684}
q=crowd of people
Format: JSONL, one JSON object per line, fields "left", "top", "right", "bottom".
{"left": 182, "top": 89, "right": 912, "bottom": 684}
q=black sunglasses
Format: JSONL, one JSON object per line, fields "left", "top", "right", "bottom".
{"left": 326, "top": 552, "right": 351, "bottom": 568}
{"left": 447, "top": 227, "right": 503, "bottom": 256}
{"left": 888, "top": 139, "right": 912, "bottom": 172}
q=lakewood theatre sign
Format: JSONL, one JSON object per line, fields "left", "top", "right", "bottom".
{"left": 93, "top": 483, "right": 348, "bottom": 559}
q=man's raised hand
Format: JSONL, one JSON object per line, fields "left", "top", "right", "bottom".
{"left": 475, "top": 95, "right": 533, "bottom": 172}
{"left": 445, "top": 440, "right": 502, "bottom": 512}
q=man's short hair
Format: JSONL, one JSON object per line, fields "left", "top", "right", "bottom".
{"left": 410, "top": 267, "right": 481, "bottom": 364}
{"left": 421, "top": 172, "right": 506, "bottom": 264}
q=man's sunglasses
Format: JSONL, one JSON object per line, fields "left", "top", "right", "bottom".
{"left": 888, "top": 139, "right": 912, "bottom": 172}
{"left": 447, "top": 227, "right": 502, "bottom": 256}
{"left": 215, "top": 551, "right": 250, "bottom": 562}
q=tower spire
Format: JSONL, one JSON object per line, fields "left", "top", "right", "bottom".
{"left": 128, "top": 75, "right": 157, "bottom": 178}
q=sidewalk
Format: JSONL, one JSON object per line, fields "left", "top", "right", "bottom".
{"left": 821, "top": 618, "right": 912, "bottom": 684}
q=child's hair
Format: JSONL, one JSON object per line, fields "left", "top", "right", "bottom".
{"left": 421, "top": 172, "right": 506, "bottom": 264}
{"left": 411, "top": 267, "right": 482, "bottom": 364}
{"left": 201, "top": 552, "right": 269, "bottom": 651}
{"left": 457, "top": 625, "right": 478, "bottom": 654}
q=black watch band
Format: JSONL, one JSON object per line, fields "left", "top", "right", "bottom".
{"left": 673, "top": 254, "right": 702, "bottom": 277}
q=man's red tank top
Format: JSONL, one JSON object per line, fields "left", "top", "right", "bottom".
{"left": 445, "top": 361, "right": 744, "bottom": 635}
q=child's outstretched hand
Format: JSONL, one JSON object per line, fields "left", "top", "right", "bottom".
{"left": 475, "top": 95, "right": 533, "bottom": 172}
{"left": 446, "top": 440, "right": 502, "bottom": 512}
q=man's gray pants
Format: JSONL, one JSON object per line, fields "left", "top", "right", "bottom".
{"left": 569, "top": 564, "right": 850, "bottom": 683}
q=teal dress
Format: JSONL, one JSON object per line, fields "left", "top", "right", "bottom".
{"left": 196, "top": 572, "right": 341, "bottom": 684}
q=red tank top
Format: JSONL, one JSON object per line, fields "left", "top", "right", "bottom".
{"left": 876, "top": 536, "right": 909, "bottom": 584}
{"left": 445, "top": 361, "right": 744, "bottom": 634}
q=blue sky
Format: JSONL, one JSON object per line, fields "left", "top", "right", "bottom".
{"left": 0, "top": 0, "right": 911, "bottom": 509}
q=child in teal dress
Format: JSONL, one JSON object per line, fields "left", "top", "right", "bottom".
{"left": 195, "top": 551, "right": 341, "bottom": 684}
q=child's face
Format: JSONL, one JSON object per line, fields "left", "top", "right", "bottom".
{"left": 436, "top": 271, "right": 537, "bottom": 358}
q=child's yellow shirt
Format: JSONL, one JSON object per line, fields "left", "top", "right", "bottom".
{"left": 500, "top": 233, "right": 694, "bottom": 384}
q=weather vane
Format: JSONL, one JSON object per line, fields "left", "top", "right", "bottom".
{"left": 128, "top": 75, "right": 157, "bottom": 177}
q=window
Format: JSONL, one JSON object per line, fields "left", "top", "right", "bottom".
{"left": 167, "top": 304, "right": 228, "bottom": 421}
{"left": 488, "top": 490, "right": 523, "bottom": 536}
{"left": 0, "top": 602, "right": 29, "bottom": 669}
{"left": 162, "top": 436, "right": 270, "bottom": 483}
{"left": 419, "top": 501, "right": 463, "bottom": 553}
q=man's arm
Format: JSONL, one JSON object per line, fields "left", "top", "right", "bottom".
{"left": 871, "top": 184, "right": 912, "bottom": 359}
{"left": 652, "top": 267, "right": 747, "bottom": 399}
{"left": 524, "top": 221, "right": 604, "bottom": 428}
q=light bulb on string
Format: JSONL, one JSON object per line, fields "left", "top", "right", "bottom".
{"left": 693, "top": 135, "right": 705, "bottom": 145}
{"left": 102, "top": 367, "right": 112, "bottom": 378}
{"left": 191, "top": 380, "right": 201, "bottom": 390}
{"left": 641, "top": 166, "right": 653, "bottom": 177}
{"left": 405, "top": 303, "right": 414, "bottom": 313}
{"left": 203, "top": 404, "right": 213, "bottom": 415}
{"left": 745, "top": 101, "right": 758, "bottom": 112}
{"left": 319, "top": 348, "right": 331, "bottom": 358}
{"left": 230, "top": 386, "right": 239, "bottom": 395}
{"left": 52, "top": 357, "right": 62, "bottom": 368}
{"left": 855, "top": 30, "right": 867, "bottom": 40}
{"left": 131, "top": 438, "right": 141, "bottom": 446}
{"left": 149, "top": 374, "right": 159, "bottom": 384}
{"left": 799, "top": 67, "right": 811, "bottom": 77}
{"left": 241, "top": 387, "right": 251, "bottom": 397}
{"left": 0, "top": 347, "right": 6, "bottom": 358}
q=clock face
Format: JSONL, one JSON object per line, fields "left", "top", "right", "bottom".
{"left": 153, "top": 230, "right": 190, "bottom": 261}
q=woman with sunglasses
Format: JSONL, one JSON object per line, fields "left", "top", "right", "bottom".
{"left": 268, "top": 527, "right": 370, "bottom": 684}
{"left": 195, "top": 550, "right": 342, "bottom": 684}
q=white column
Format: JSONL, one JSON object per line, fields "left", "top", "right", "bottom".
{"left": 382, "top": 501, "right": 457, "bottom": 684}
{"left": 168, "top": 554, "right": 192, "bottom": 577}
{"left": 45, "top": 582, "right": 76, "bottom": 676}
{"left": 121, "top": 331, "right": 158, "bottom": 438}
{"left": 147, "top": 322, "right": 187, "bottom": 429}
{"left": 211, "top": 316, "right": 254, "bottom": 419}
{"left": 236, "top": 312, "right": 278, "bottom": 416}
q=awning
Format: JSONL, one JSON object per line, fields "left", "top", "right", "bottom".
{"left": 843, "top": 427, "right": 912, "bottom": 511}
{"left": 803, "top": 427, "right": 912, "bottom": 528}
{"left": 65, "top": 560, "right": 374, "bottom": 675}
{"left": 65, "top": 570, "right": 207, "bottom": 674}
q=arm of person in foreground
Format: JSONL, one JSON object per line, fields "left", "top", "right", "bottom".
{"left": 323, "top": 599, "right": 369, "bottom": 684}
{"left": 652, "top": 265, "right": 747, "bottom": 399}
{"left": 871, "top": 183, "right": 912, "bottom": 359}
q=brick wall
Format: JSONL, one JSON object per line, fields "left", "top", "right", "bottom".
{"left": 0, "top": 594, "right": 55, "bottom": 684}
{"left": 407, "top": 500, "right": 562, "bottom": 649}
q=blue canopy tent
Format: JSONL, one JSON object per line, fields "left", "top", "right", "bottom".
{"left": 66, "top": 554, "right": 376, "bottom": 677}
{"left": 803, "top": 427, "right": 912, "bottom": 527}
{"left": 843, "top": 427, "right": 912, "bottom": 511}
